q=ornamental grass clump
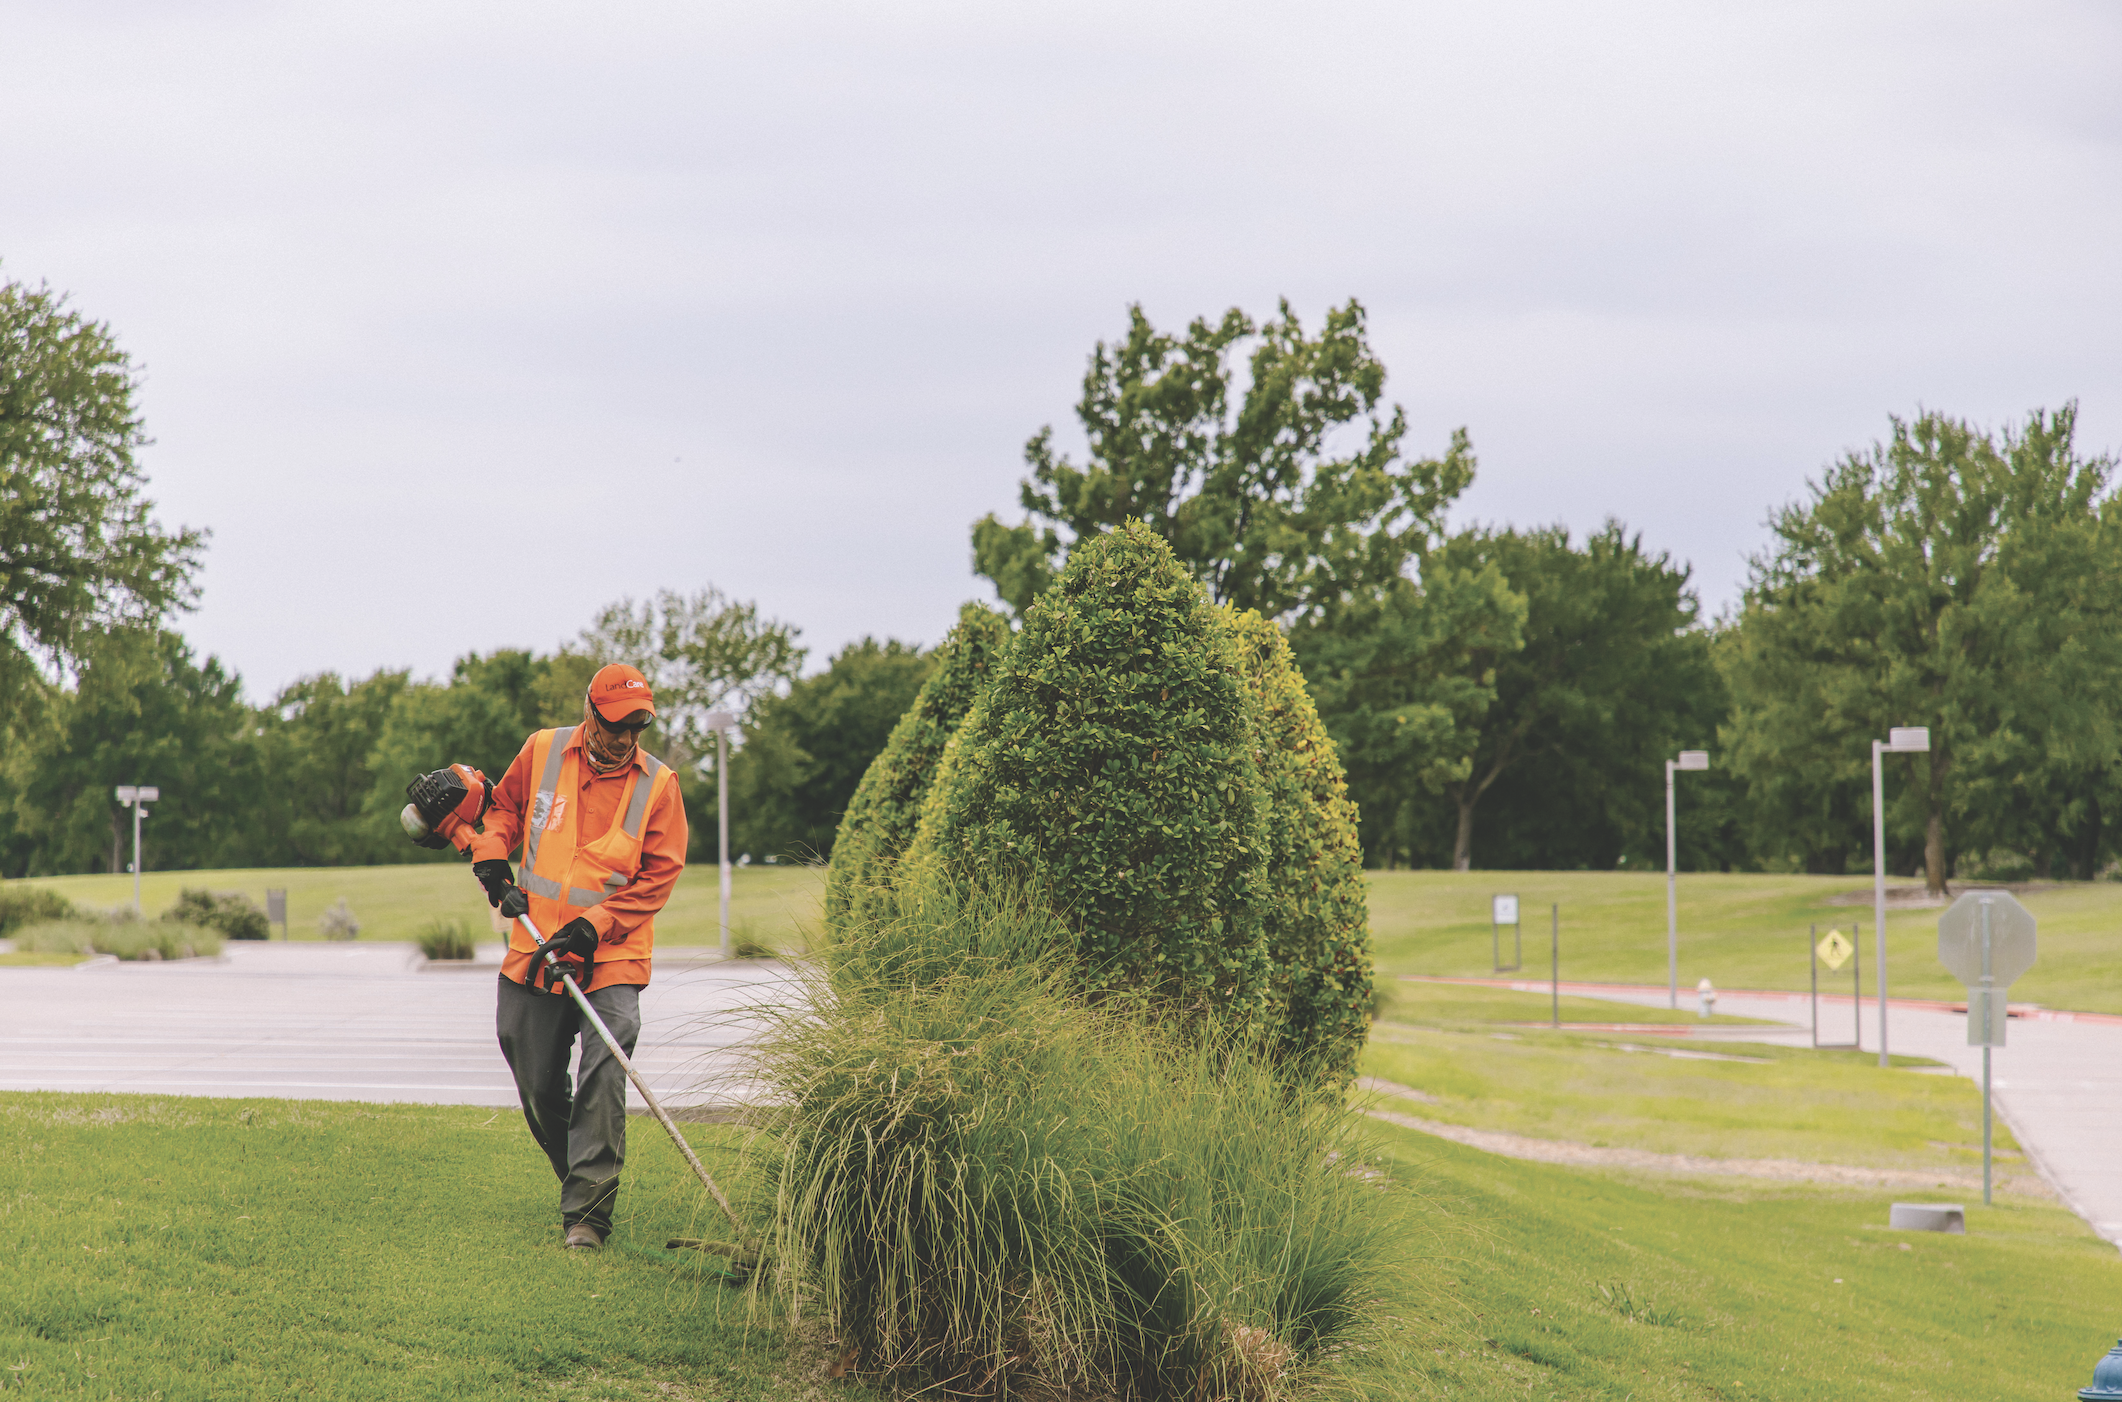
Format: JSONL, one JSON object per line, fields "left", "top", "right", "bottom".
{"left": 824, "top": 601, "right": 1013, "bottom": 929}
{"left": 750, "top": 870, "right": 1410, "bottom": 1399}
{"left": 415, "top": 918, "right": 478, "bottom": 961}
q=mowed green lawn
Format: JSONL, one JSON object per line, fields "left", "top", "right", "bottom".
{"left": 4, "top": 864, "right": 822, "bottom": 949}
{"left": 1350, "top": 980, "right": 2113, "bottom": 1397}
{"left": 0, "top": 1093, "right": 870, "bottom": 1401}
{"left": 7, "top": 1084, "right": 2114, "bottom": 1401}
{"left": 14, "top": 863, "right": 2122, "bottom": 1011}
{"left": 1366, "top": 869, "right": 2122, "bottom": 1013}
{"left": 1369, "top": 1119, "right": 2122, "bottom": 1401}
{"left": 1362, "top": 983, "right": 2027, "bottom": 1182}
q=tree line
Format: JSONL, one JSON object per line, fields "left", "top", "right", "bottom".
{"left": 0, "top": 584, "right": 937, "bottom": 877}
{"left": 970, "top": 300, "right": 2120, "bottom": 888}
{"left": 5, "top": 275, "right": 2117, "bottom": 883}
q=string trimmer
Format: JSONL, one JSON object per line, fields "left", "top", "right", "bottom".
{"left": 515, "top": 908, "right": 760, "bottom": 1275}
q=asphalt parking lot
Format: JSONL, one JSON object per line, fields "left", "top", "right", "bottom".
{"left": 0, "top": 942, "right": 789, "bottom": 1115}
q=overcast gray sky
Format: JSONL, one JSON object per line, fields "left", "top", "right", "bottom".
{"left": 6, "top": 1, "right": 2118, "bottom": 698}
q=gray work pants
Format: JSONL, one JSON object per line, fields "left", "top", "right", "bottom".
{"left": 495, "top": 975, "right": 641, "bottom": 1239}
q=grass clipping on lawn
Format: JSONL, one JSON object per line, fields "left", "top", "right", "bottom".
{"left": 746, "top": 875, "right": 1418, "bottom": 1399}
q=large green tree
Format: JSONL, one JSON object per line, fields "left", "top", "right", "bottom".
{"left": 362, "top": 650, "right": 553, "bottom": 856}
{"left": 1724, "top": 406, "right": 2121, "bottom": 891}
{"left": 0, "top": 278, "right": 203, "bottom": 704}
{"left": 0, "top": 630, "right": 261, "bottom": 876}
{"left": 971, "top": 299, "right": 1473, "bottom": 622}
{"left": 252, "top": 670, "right": 411, "bottom": 867}
{"left": 1381, "top": 523, "right": 1709, "bottom": 871}
{"left": 554, "top": 587, "right": 805, "bottom": 759}
{"left": 1291, "top": 547, "right": 1526, "bottom": 868}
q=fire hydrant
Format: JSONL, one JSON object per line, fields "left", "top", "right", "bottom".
{"left": 1697, "top": 977, "right": 1717, "bottom": 1019}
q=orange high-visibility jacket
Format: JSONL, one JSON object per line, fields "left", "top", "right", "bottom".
{"left": 470, "top": 726, "right": 687, "bottom": 992}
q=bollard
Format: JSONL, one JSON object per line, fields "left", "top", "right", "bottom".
{"left": 2078, "top": 1339, "right": 2122, "bottom": 1400}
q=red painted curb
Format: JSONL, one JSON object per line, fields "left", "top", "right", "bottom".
{"left": 1397, "top": 974, "right": 2122, "bottom": 1026}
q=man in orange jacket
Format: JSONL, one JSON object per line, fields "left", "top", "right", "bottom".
{"left": 468, "top": 662, "right": 687, "bottom": 1250}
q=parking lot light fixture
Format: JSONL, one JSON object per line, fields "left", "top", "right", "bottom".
{"left": 1665, "top": 751, "right": 1708, "bottom": 1010}
{"left": 1873, "top": 726, "right": 1930, "bottom": 1067}
{"left": 114, "top": 786, "right": 160, "bottom": 914}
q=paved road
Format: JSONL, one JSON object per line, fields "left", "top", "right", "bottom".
{"left": 1444, "top": 974, "right": 2122, "bottom": 1250}
{"left": 0, "top": 942, "right": 790, "bottom": 1115}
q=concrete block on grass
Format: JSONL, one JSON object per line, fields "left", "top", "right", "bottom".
{"left": 1890, "top": 1202, "right": 1966, "bottom": 1233}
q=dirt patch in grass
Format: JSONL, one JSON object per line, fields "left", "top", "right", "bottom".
{"left": 1363, "top": 1106, "right": 2055, "bottom": 1197}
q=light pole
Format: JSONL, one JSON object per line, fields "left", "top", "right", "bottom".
{"left": 1665, "top": 751, "right": 1708, "bottom": 1009}
{"left": 1872, "top": 726, "right": 1930, "bottom": 1068}
{"left": 706, "top": 710, "right": 735, "bottom": 960}
{"left": 113, "top": 785, "right": 160, "bottom": 914}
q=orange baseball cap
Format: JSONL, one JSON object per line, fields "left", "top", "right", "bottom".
{"left": 587, "top": 663, "right": 656, "bottom": 723}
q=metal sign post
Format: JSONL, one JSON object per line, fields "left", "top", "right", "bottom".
{"left": 1938, "top": 889, "right": 2038, "bottom": 1205}
{"left": 1664, "top": 750, "right": 1709, "bottom": 1009}
{"left": 1550, "top": 903, "right": 1560, "bottom": 1028}
{"left": 113, "top": 785, "right": 161, "bottom": 914}
{"left": 1809, "top": 922, "right": 1860, "bottom": 1049}
{"left": 1492, "top": 893, "right": 1521, "bottom": 973}
{"left": 706, "top": 710, "right": 735, "bottom": 960}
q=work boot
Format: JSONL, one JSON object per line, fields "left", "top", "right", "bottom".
{"left": 564, "top": 1224, "right": 603, "bottom": 1250}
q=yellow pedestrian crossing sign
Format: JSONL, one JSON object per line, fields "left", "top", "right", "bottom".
{"left": 1816, "top": 928, "right": 1855, "bottom": 972}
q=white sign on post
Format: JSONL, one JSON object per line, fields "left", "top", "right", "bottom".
{"left": 1490, "top": 894, "right": 1521, "bottom": 972}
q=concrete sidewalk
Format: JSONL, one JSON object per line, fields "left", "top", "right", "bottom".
{"left": 1421, "top": 974, "right": 2122, "bottom": 1250}
{"left": 0, "top": 942, "right": 788, "bottom": 1115}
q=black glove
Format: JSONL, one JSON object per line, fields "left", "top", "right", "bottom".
{"left": 472, "top": 859, "right": 529, "bottom": 920}
{"left": 535, "top": 917, "right": 600, "bottom": 994}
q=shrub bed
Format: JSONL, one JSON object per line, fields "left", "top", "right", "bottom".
{"left": 0, "top": 885, "right": 75, "bottom": 937}
{"left": 18, "top": 914, "right": 224, "bottom": 961}
{"left": 162, "top": 888, "right": 270, "bottom": 940}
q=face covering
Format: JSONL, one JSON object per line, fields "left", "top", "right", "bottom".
{"left": 581, "top": 697, "right": 639, "bottom": 772}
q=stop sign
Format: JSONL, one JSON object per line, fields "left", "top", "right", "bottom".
{"left": 1937, "top": 889, "right": 2038, "bottom": 988}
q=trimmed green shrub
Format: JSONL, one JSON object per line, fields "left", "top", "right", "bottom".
{"left": 910, "top": 523, "right": 1273, "bottom": 1021}
{"left": 162, "top": 888, "right": 270, "bottom": 941}
{"left": 0, "top": 884, "right": 75, "bottom": 937}
{"left": 1225, "top": 607, "right": 1374, "bottom": 1085}
{"left": 824, "top": 601, "right": 1012, "bottom": 929}
{"left": 753, "top": 872, "right": 1413, "bottom": 1399}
